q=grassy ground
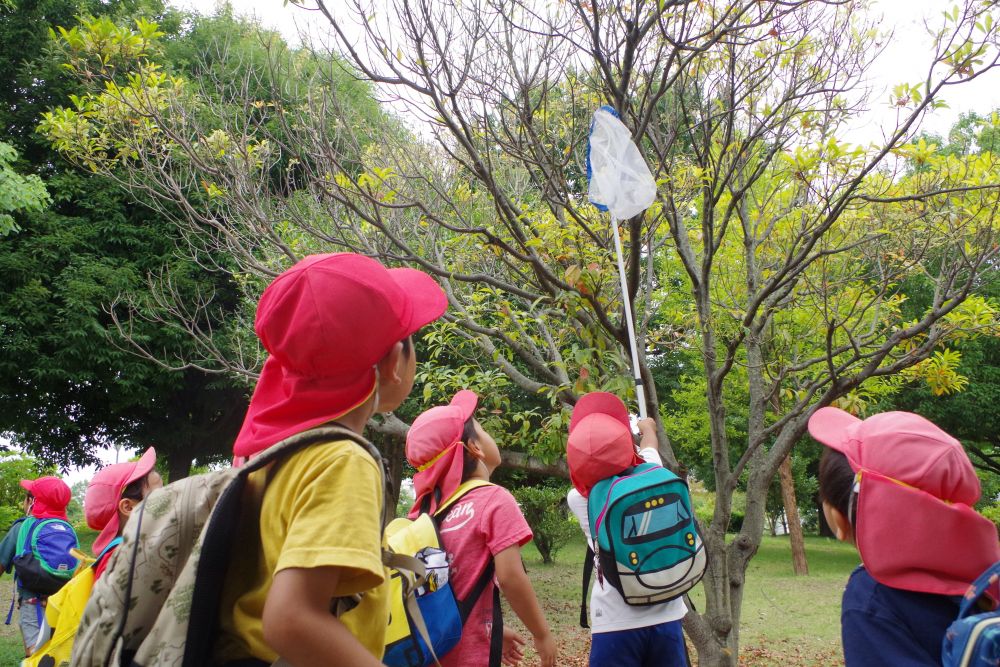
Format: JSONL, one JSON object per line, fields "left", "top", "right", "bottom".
{"left": 503, "top": 534, "right": 859, "bottom": 666}
{"left": 0, "top": 530, "right": 858, "bottom": 665}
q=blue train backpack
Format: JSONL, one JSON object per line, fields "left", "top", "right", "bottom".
{"left": 942, "top": 561, "right": 1000, "bottom": 667}
{"left": 12, "top": 517, "right": 79, "bottom": 596}
{"left": 586, "top": 462, "right": 706, "bottom": 606}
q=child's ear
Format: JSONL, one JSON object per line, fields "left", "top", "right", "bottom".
{"left": 465, "top": 441, "right": 486, "bottom": 462}
{"left": 822, "top": 501, "right": 854, "bottom": 543}
{"left": 118, "top": 497, "right": 137, "bottom": 518}
{"left": 377, "top": 341, "right": 404, "bottom": 385}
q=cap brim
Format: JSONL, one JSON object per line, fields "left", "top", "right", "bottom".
{"left": 808, "top": 407, "right": 861, "bottom": 454}
{"left": 570, "top": 392, "right": 631, "bottom": 434}
{"left": 124, "top": 447, "right": 157, "bottom": 488}
{"left": 450, "top": 390, "right": 478, "bottom": 422}
{"left": 389, "top": 267, "right": 448, "bottom": 336}
{"left": 19, "top": 479, "right": 33, "bottom": 493}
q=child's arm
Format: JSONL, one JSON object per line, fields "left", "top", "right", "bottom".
{"left": 494, "top": 545, "right": 556, "bottom": 667}
{"left": 263, "top": 565, "right": 384, "bottom": 667}
{"left": 0, "top": 522, "right": 19, "bottom": 573}
{"left": 636, "top": 417, "right": 660, "bottom": 455}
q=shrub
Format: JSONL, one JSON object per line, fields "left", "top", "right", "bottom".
{"left": 513, "top": 485, "right": 576, "bottom": 564}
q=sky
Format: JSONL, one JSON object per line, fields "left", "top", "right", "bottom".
{"left": 169, "top": 0, "right": 1000, "bottom": 143}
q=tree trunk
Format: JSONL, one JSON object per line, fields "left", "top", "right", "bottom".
{"left": 778, "top": 455, "right": 809, "bottom": 575}
{"left": 379, "top": 439, "right": 405, "bottom": 516}
{"left": 167, "top": 452, "right": 193, "bottom": 483}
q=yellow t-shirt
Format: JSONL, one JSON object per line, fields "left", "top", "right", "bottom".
{"left": 214, "top": 438, "right": 390, "bottom": 663}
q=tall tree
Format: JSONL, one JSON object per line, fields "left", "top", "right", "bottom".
{"left": 0, "top": 0, "right": 248, "bottom": 478}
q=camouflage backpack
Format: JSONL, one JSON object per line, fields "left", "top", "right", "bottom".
{"left": 71, "top": 425, "right": 392, "bottom": 667}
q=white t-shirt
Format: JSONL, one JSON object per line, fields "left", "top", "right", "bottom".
{"left": 566, "top": 447, "right": 688, "bottom": 633}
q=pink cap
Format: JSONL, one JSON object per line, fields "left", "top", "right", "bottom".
{"left": 20, "top": 477, "right": 71, "bottom": 520}
{"left": 85, "top": 448, "right": 157, "bottom": 555}
{"left": 233, "top": 253, "right": 447, "bottom": 457}
{"left": 566, "top": 392, "right": 642, "bottom": 497}
{"left": 809, "top": 408, "right": 999, "bottom": 594}
{"left": 407, "top": 390, "right": 478, "bottom": 517}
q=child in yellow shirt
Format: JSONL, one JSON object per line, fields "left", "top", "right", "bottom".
{"left": 213, "top": 253, "right": 447, "bottom": 666}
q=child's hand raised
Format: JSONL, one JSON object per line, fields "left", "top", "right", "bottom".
{"left": 636, "top": 417, "right": 660, "bottom": 452}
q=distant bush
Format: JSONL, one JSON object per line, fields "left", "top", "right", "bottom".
{"left": 0, "top": 506, "right": 20, "bottom": 532}
{"left": 513, "top": 485, "right": 576, "bottom": 564}
{"left": 691, "top": 481, "right": 745, "bottom": 532}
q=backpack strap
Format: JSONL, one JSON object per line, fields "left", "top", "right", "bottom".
{"left": 957, "top": 560, "right": 1000, "bottom": 619}
{"left": 106, "top": 500, "right": 144, "bottom": 667}
{"left": 488, "top": 573, "right": 503, "bottom": 667}
{"left": 579, "top": 545, "right": 595, "bottom": 628}
{"left": 4, "top": 588, "right": 13, "bottom": 626}
{"left": 92, "top": 537, "right": 123, "bottom": 573}
{"left": 182, "top": 425, "right": 388, "bottom": 667}
{"left": 15, "top": 517, "right": 37, "bottom": 557}
{"left": 433, "top": 479, "right": 495, "bottom": 518}
{"left": 457, "top": 559, "right": 495, "bottom": 622}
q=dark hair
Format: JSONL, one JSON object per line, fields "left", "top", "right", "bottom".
{"left": 461, "top": 416, "right": 479, "bottom": 481}
{"left": 121, "top": 473, "right": 152, "bottom": 502}
{"left": 401, "top": 336, "right": 412, "bottom": 359}
{"left": 818, "top": 448, "right": 856, "bottom": 522}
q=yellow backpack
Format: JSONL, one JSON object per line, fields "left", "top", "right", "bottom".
{"left": 22, "top": 540, "right": 120, "bottom": 667}
{"left": 381, "top": 480, "right": 496, "bottom": 667}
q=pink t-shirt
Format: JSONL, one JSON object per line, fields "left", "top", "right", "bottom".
{"left": 437, "top": 484, "right": 533, "bottom": 667}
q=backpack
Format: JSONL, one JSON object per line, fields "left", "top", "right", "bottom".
{"left": 383, "top": 480, "right": 500, "bottom": 667}
{"left": 71, "top": 425, "right": 393, "bottom": 667}
{"left": 942, "top": 560, "right": 1000, "bottom": 667}
{"left": 21, "top": 540, "right": 120, "bottom": 667}
{"left": 13, "top": 517, "right": 79, "bottom": 597}
{"left": 586, "top": 462, "right": 706, "bottom": 606}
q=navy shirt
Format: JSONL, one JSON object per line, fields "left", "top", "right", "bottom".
{"left": 842, "top": 565, "right": 959, "bottom": 666}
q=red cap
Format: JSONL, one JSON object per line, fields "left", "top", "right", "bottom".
{"left": 20, "top": 477, "right": 71, "bottom": 520}
{"left": 233, "top": 253, "right": 448, "bottom": 457}
{"left": 407, "top": 390, "right": 478, "bottom": 517}
{"left": 810, "top": 408, "right": 999, "bottom": 595}
{"left": 85, "top": 448, "right": 157, "bottom": 555}
{"left": 566, "top": 392, "right": 642, "bottom": 496}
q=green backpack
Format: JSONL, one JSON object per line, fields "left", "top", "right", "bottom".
{"left": 587, "top": 462, "right": 706, "bottom": 605}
